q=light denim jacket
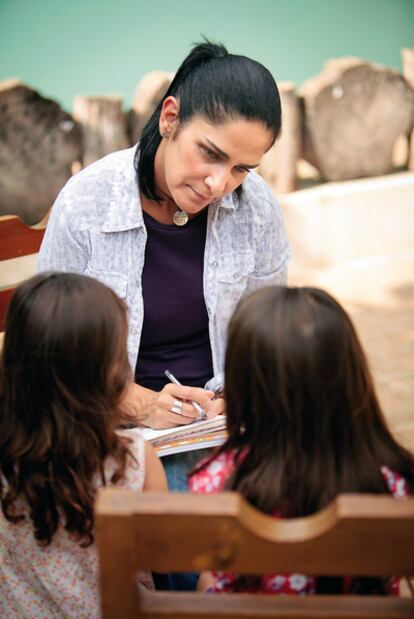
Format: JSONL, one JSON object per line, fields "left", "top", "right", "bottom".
{"left": 38, "top": 146, "right": 290, "bottom": 380}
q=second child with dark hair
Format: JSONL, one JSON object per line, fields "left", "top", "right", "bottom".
{"left": 189, "top": 286, "right": 414, "bottom": 595}
{"left": 0, "top": 273, "right": 167, "bottom": 619}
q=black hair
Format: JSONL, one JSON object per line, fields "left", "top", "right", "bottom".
{"left": 135, "top": 39, "right": 281, "bottom": 202}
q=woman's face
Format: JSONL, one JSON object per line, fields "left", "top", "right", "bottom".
{"left": 155, "top": 98, "right": 274, "bottom": 214}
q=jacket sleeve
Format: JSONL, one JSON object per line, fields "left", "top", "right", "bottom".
{"left": 37, "top": 187, "right": 90, "bottom": 274}
{"left": 245, "top": 182, "right": 291, "bottom": 294}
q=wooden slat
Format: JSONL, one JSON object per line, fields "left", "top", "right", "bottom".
{"left": 0, "top": 215, "right": 46, "bottom": 260}
{"left": 0, "top": 287, "right": 14, "bottom": 332}
{"left": 0, "top": 214, "right": 48, "bottom": 332}
{"left": 137, "top": 592, "right": 414, "bottom": 619}
{"left": 97, "top": 491, "right": 136, "bottom": 619}
{"left": 96, "top": 490, "right": 414, "bottom": 619}
{"left": 97, "top": 491, "right": 414, "bottom": 575}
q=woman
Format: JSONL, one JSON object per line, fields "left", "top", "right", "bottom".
{"left": 38, "top": 40, "right": 290, "bottom": 461}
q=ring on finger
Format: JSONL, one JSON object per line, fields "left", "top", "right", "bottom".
{"left": 171, "top": 399, "right": 183, "bottom": 415}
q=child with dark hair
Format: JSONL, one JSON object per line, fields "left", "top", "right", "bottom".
{"left": 189, "top": 286, "right": 414, "bottom": 595}
{"left": 0, "top": 272, "right": 166, "bottom": 618}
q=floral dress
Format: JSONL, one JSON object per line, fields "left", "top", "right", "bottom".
{"left": 189, "top": 450, "right": 408, "bottom": 595}
{"left": 0, "top": 429, "right": 150, "bottom": 619}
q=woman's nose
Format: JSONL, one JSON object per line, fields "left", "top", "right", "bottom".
{"left": 204, "top": 169, "right": 228, "bottom": 196}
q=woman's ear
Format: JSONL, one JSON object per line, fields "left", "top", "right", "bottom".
{"left": 159, "top": 96, "right": 180, "bottom": 138}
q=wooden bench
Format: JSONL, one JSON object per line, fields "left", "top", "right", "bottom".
{"left": 95, "top": 490, "right": 414, "bottom": 619}
{"left": 0, "top": 214, "right": 47, "bottom": 333}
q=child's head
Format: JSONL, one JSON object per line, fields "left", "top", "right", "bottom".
{"left": 1, "top": 271, "right": 130, "bottom": 420}
{"left": 225, "top": 285, "right": 378, "bottom": 447}
{"left": 0, "top": 272, "right": 132, "bottom": 545}
{"left": 223, "top": 286, "right": 413, "bottom": 514}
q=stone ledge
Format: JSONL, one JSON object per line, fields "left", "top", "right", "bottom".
{"left": 280, "top": 171, "right": 414, "bottom": 268}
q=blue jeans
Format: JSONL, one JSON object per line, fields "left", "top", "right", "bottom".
{"left": 161, "top": 449, "right": 208, "bottom": 491}
{"left": 157, "top": 449, "right": 211, "bottom": 591}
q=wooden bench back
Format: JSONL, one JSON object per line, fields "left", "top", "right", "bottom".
{"left": 95, "top": 490, "right": 414, "bottom": 619}
{"left": 0, "top": 214, "right": 46, "bottom": 331}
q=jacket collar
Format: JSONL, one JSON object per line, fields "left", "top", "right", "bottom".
{"left": 101, "top": 147, "right": 144, "bottom": 233}
{"left": 217, "top": 189, "right": 240, "bottom": 212}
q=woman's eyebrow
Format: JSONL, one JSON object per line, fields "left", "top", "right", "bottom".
{"left": 204, "top": 138, "right": 259, "bottom": 169}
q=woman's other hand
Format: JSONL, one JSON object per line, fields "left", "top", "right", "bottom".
{"left": 120, "top": 382, "right": 217, "bottom": 430}
{"left": 207, "top": 397, "right": 225, "bottom": 418}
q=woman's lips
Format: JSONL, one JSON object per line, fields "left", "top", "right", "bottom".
{"left": 188, "top": 185, "right": 209, "bottom": 202}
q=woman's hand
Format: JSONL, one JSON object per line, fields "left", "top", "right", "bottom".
{"left": 120, "top": 382, "right": 218, "bottom": 430}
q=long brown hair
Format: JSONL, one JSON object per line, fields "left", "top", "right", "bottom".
{"left": 209, "top": 286, "right": 414, "bottom": 516}
{"left": 0, "top": 272, "right": 133, "bottom": 546}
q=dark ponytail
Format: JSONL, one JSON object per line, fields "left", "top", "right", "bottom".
{"left": 135, "top": 39, "right": 281, "bottom": 202}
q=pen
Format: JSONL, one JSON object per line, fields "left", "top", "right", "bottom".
{"left": 164, "top": 369, "right": 208, "bottom": 421}
{"left": 211, "top": 386, "right": 224, "bottom": 401}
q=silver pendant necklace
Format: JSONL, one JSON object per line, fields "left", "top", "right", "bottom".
{"left": 173, "top": 209, "right": 189, "bottom": 226}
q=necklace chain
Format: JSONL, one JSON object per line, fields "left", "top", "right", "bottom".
{"left": 141, "top": 190, "right": 189, "bottom": 226}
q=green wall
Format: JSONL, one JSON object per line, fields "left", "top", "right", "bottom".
{"left": 1, "top": 0, "right": 413, "bottom": 112}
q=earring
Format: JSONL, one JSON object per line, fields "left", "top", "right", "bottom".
{"left": 161, "top": 131, "right": 169, "bottom": 139}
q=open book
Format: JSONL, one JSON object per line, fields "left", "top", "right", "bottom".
{"left": 141, "top": 415, "right": 227, "bottom": 457}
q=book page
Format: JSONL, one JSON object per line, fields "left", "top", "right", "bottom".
{"left": 141, "top": 415, "right": 226, "bottom": 445}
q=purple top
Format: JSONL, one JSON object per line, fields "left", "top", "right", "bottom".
{"left": 135, "top": 209, "right": 213, "bottom": 392}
